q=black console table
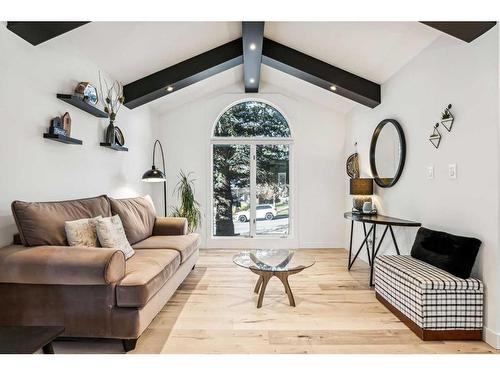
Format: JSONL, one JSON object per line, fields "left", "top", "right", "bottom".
{"left": 344, "top": 212, "right": 421, "bottom": 286}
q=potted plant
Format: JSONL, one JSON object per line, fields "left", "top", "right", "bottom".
{"left": 171, "top": 171, "right": 202, "bottom": 233}
{"left": 99, "top": 72, "right": 125, "bottom": 144}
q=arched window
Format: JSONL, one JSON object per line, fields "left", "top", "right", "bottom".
{"left": 214, "top": 101, "right": 291, "bottom": 138}
{"left": 211, "top": 100, "right": 292, "bottom": 238}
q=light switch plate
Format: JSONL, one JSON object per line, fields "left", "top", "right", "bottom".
{"left": 427, "top": 166, "right": 434, "bottom": 179}
{"left": 449, "top": 164, "right": 457, "bottom": 179}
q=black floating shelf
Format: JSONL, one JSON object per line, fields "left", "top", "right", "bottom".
{"left": 44, "top": 133, "right": 83, "bottom": 145}
{"left": 100, "top": 143, "right": 128, "bottom": 152}
{"left": 57, "top": 94, "right": 109, "bottom": 118}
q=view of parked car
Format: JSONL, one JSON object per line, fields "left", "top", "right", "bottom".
{"left": 234, "top": 204, "right": 277, "bottom": 222}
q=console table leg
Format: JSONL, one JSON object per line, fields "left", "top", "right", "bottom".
{"left": 369, "top": 224, "right": 376, "bottom": 287}
{"left": 349, "top": 225, "right": 373, "bottom": 270}
{"left": 362, "top": 223, "right": 372, "bottom": 267}
{"left": 389, "top": 226, "right": 401, "bottom": 255}
{"left": 348, "top": 220, "right": 354, "bottom": 268}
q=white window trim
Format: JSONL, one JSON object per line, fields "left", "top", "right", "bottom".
{"left": 207, "top": 100, "right": 296, "bottom": 248}
{"left": 208, "top": 140, "right": 295, "bottom": 241}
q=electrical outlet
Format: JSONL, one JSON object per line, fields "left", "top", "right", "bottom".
{"left": 449, "top": 164, "right": 457, "bottom": 179}
{"left": 427, "top": 166, "right": 434, "bottom": 179}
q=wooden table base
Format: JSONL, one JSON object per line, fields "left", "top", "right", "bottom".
{"left": 249, "top": 268, "right": 302, "bottom": 308}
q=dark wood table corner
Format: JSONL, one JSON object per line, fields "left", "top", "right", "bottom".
{"left": 0, "top": 326, "right": 65, "bottom": 354}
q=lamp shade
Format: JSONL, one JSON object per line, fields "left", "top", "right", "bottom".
{"left": 350, "top": 178, "right": 373, "bottom": 195}
{"left": 142, "top": 167, "right": 166, "bottom": 182}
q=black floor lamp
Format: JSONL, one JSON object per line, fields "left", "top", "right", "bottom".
{"left": 142, "top": 140, "right": 167, "bottom": 216}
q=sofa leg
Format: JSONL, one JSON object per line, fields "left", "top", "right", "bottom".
{"left": 122, "top": 339, "right": 137, "bottom": 352}
{"left": 192, "top": 265, "right": 195, "bottom": 270}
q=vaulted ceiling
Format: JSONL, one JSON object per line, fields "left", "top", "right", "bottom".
{"left": 9, "top": 21, "right": 490, "bottom": 113}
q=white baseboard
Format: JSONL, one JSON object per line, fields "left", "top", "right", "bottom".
{"left": 484, "top": 326, "right": 500, "bottom": 349}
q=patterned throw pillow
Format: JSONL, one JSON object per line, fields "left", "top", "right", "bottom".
{"left": 96, "top": 215, "right": 135, "bottom": 260}
{"left": 65, "top": 216, "right": 102, "bottom": 247}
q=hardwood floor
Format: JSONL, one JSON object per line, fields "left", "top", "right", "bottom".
{"left": 53, "top": 249, "right": 498, "bottom": 354}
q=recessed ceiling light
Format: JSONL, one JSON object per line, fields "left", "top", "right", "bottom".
{"left": 249, "top": 43, "right": 256, "bottom": 50}
{"left": 330, "top": 85, "right": 337, "bottom": 91}
{"left": 249, "top": 78, "right": 255, "bottom": 84}
{"left": 166, "top": 86, "right": 174, "bottom": 92}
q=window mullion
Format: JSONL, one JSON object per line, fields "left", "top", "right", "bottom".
{"left": 249, "top": 145, "right": 257, "bottom": 238}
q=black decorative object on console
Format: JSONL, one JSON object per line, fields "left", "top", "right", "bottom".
{"left": 142, "top": 140, "right": 167, "bottom": 216}
{"left": 349, "top": 178, "right": 374, "bottom": 213}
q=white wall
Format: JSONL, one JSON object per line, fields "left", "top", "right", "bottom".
{"left": 343, "top": 28, "right": 500, "bottom": 347}
{"left": 154, "top": 82, "right": 347, "bottom": 249}
{"left": 0, "top": 24, "right": 155, "bottom": 247}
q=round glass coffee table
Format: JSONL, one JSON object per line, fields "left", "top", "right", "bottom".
{"left": 233, "top": 249, "right": 315, "bottom": 308}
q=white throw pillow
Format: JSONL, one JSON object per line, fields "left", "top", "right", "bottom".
{"left": 96, "top": 215, "right": 135, "bottom": 259}
{"left": 65, "top": 216, "right": 102, "bottom": 247}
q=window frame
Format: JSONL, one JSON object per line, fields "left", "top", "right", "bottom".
{"left": 209, "top": 99, "right": 295, "bottom": 243}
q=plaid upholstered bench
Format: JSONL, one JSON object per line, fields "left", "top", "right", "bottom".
{"left": 374, "top": 255, "right": 483, "bottom": 340}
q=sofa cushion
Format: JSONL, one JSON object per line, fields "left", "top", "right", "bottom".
{"left": 132, "top": 234, "right": 200, "bottom": 263}
{"left": 116, "top": 249, "right": 180, "bottom": 307}
{"left": 11, "top": 195, "right": 111, "bottom": 246}
{"left": 410, "top": 227, "right": 481, "bottom": 279}
{"left": 109, "top": 196, "right": 156, "bottom": 245}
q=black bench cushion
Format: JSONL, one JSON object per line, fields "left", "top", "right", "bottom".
{"left": 410, "top": 227, "right": 481, "bottom": 279}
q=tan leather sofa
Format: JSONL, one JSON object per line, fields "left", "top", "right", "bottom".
{"left": 0, "top": 195, "right": 199, "bottom": 352}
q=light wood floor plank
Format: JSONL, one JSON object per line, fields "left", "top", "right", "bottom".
{"left": 53, "top": 248, "right": 498, "bottom": 354}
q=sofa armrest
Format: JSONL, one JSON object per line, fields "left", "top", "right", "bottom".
{"left": 0, "top": 245, "right": 125, "bottom": 285}
{"left": 153, "top": 217, "right": 188, "bottom": 236}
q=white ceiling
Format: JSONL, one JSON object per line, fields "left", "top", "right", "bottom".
{"left": 265, "top": 22, "right": 440, "bottom": 84}
{"left": 43, "top": 21, "right": 440, "bottom": 113}
{"left": 50, "top": 22, "right": 241, "bottom": 84}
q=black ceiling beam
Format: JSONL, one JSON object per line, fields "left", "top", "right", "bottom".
{"left": 123, "top": 38, "right": 243, "bottom": 109}
{"left": 420, "top": 21, "right": 497, "bottom": 43}
{"left": 262, "top": 38, "right": 380, "bottom": 108}
{"left": 242, "top": 22, "right": 264, "bottom": 93}
{"left": 6, "top": 22, "right": 89, "bottom": 46}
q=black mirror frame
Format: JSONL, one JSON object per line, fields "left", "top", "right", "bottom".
{"left": 369, "top": 119, "right": 406, "bottom": 188}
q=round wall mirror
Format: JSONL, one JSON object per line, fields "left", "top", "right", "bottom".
{"left": 369, "top": 119, "right": 406, "bottom": 188}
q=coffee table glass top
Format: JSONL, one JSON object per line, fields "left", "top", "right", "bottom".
{"left": 233, "top": 249, "right": 315, "bottom": 272}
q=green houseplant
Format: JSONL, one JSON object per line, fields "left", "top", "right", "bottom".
{"left": 171, "top": 171, "right": 202, "bottom": 233}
